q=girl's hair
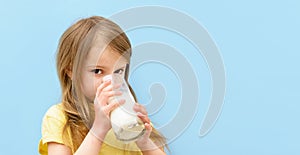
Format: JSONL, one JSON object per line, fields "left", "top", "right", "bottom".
{"left": 56, "top": 16, "right": 167, "bottom": 152}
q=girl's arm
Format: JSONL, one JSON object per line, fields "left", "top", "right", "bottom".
{"left": 48, "top": 142, "right": 72, "bottom": 155}
{"left": 73, "top": 130, "right": 106, "bottom": 155}
{"left": 48, "top": 80, "right": 124, "bottom": 155}
{"left": 47, "top": 130, "right": 104, "bottom": 155}
{"left": 47, "top": 130, "right": 105, "bottom": 155}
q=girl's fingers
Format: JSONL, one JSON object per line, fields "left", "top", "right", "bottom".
{"left": 102, "top": 83, "right": 122, "bottom": 92}
{"left": 136, "top": 125, "right": 154, "bottom": 151}
{"left": 103, "top": 99, "right": 125, "bottom": 115}
{"left": 142, "top": 122, "right": 152, "bottom": 140}
{"left": 144, "top": 123, "right": 152, "bottom": 132}
{"left": 96, "top": 90, "right": 122, "bottom": 106}
{"left": 102, "top": 90, "right": 122, "bottom": 97}
{"left": 101, "top": 84, "right": 113, "bottom": 92}
{"left": 137, "top": 112, "right": 151, "bottom": 124}
{"left": 96, "top": 80, "right": 111, "bottom": 97}
{"left": 108, "top": 99, "right": 125, "bottom": 111}
{"left": 95, "top": 80, "right": 122, "bottom": 106}
{"left": 95, "top": 80, "right": 122, "bottom": 105}
{"left": 134, "top": 103, "right": 151, "bottom": 124}
{"left": 133, "top": 103, "right": 148, "bottom": 115}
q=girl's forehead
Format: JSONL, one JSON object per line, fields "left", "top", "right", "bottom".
{"left": 86, "top": 46, "right": 128, "bottom": 67}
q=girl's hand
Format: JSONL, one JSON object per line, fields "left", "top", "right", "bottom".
{"left": 91, "top": 80, "right": 125, "bottom": 140}
{"left": 133, "top": 103, "right": 158, "bottom": 151}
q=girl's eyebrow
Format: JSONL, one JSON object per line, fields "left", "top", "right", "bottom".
{"left": 87, "top": 65, "right": 126, "bottom": 70}
{"left": 115, "top": 66, "right": 126, "bottom": 70}
{"left": 87, "top": 65, "right": 107, "bottom": 68}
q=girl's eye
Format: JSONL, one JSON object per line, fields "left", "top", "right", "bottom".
{"left": 92, "top": 69, "right": 103, "bottom": 75}
{"left": 114, "top": 69, "right": 124, "bottom": 74}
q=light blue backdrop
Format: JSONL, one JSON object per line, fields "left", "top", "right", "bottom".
{"left": 0, "top": 0, "right": 299, "bottom": 154}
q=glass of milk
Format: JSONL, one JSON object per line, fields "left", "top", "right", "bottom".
{"left": 103, "top": 68, "right": 145, "bottom": 142}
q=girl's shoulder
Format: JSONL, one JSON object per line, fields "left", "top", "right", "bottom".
{"left": 39, "top": 103, "right": 70, "bottom": 154}
{"left": 43, "top": 103, "right": 66, "bottom": 123}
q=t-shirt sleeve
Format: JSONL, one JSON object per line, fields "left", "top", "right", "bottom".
{"left": 41, "top": 104, "right": 66, "bottom": 145}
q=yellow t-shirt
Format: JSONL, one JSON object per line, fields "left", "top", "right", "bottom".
{"left": 38, "top": 103, "right": 142, "bottom": 155}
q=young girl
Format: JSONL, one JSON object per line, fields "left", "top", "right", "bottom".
{"left": 39, "top": 16, "right": 167, "bottom": 155}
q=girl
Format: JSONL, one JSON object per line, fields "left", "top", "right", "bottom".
{"left": 39, "top": 16, "right": 167, "bottom": 155}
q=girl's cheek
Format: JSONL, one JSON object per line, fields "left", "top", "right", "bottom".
{"left": 93, "top": 78, "right": 103, "bottom": 90}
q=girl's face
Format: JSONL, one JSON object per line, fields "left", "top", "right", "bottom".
{"left": 81, "top": 46, "right": 128, "bottom": 101}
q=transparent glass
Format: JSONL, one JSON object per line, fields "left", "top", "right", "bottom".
{"left": 103, "top": 72, "right": 145, "bottom": 142}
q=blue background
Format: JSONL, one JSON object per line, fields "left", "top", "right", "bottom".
{"left": 0, "top": 0, "right": 299, "bottom": 154}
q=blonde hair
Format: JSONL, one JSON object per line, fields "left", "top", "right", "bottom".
{"left": 56, "top": 16, "right": 167, "bottom": 152}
